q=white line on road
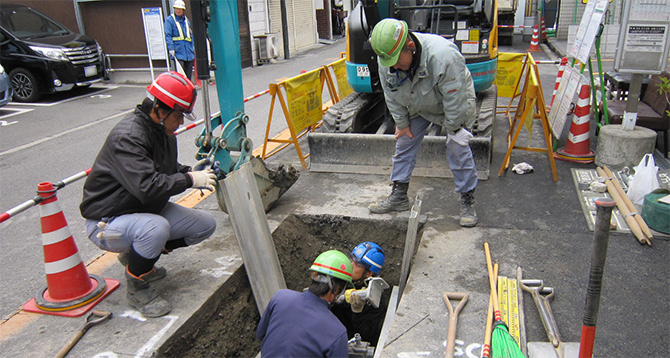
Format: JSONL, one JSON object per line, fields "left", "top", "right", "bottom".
{"left": 0, "top": 109, "right": 133, "bottom": 157}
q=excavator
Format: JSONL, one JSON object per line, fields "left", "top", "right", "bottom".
{"left": 310, "top": 0, "right": 499, "bottom": 179}
{"left": 185, "top": 0, "right": 298, "bottom": 212}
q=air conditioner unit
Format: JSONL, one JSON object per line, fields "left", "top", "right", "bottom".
{"left": 256, "top": 34, "right": 278, "bottom": 63}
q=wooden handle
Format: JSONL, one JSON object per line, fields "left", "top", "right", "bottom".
{"left": 484, "top": 242, "right": 501, "bottom": 315}
{"left": 602, "top": 166, "right": 653, "bottom": 241}
{"left": 482, "top": 263, "right": 499, "bottom": 358}
{"left": 54, "top": 330, "right": 85, "bottom": 358}
{"left": 596, "top": 167, "right": 649, "bottom": 245}
{"left": 443, "top": 292, "right": 469, "bottom": 358}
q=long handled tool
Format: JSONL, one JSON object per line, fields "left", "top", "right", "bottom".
{"left": 484, "top": 242, "right": 525, "bottom": 358}
{"left": 579, "top": 198, "right": 616, "bottom": 358}
{"left": 483, "top": 263, "right": 499, "bottom": 358}
{"left": 442, "top": 292, "right": 469, "bottom": 358}
{"left": 602, "top": 166, "right": 653, "bottom": 241}
{"left": 520, "top": 280, "right": 564, "bottom": 358}
{"left": 54, "top": 310, "right": 112, "bottom": 358}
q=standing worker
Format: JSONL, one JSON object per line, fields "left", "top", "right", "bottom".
{"left": 257, "top": 250, "right": 354, "bottom": 358}
{"left": 165, "top": 0, "right": 195, "bottom": 81}
{"left": 331, "top": 242, "right": 387, "bottom": 347}
{"left": 80, "top": 71, "right": 217, "bottom": 317}
{"left": 368, "top": 18, "right": 479, "bottom": 227}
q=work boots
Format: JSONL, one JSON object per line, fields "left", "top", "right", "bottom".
{"left": 459, "top": 189, "right": 478, "bottom": 227}
{"left": 125, "top": 268, "right": 171, "bottom": 317}
{"left": 369, "top": 182, "right": 410, "bottom": 214}
{"left": 117, "top": 253, "right": 167, "bottom": 282}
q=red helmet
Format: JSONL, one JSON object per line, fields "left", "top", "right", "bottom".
{"left": 146, "top": 71, "right": 197, "bottom": 116}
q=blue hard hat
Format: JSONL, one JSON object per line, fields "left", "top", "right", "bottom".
{"left": 352, "top": 242, "right": 385, "bottom": 274}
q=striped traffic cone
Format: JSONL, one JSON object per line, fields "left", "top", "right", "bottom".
{"left": 549, "top": 57, "right": 568, "bottom": 109}
{"left": 22, "top": 182, "right": 119, "bottom": 317}
{"left": 540, "top": 18, "right": 547, "bottom": 42}
{"left": 528, "top": 25, "right": 541, "bottom": 52}
{"left": 555, "top": 84, "right": 595, "bottom": 163}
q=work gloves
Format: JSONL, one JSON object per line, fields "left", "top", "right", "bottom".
{"left": 447, "top": 127, "right": 473, "bottom": 147}
{"left": 350, "top": 292, "right": 365, "bottom": 313}
{"left": 188, "top": 169, "right": 217, "bottom": 191}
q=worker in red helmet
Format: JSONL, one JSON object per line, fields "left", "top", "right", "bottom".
{"left": 80, "top": 71, "right": 217, "bottom": 317}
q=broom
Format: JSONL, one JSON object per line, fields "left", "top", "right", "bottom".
{"left": 482, "top": 263, "right": 498, "bottom": 358}
{"left": 484, "top": 242, "right": 525, "bottom": 358}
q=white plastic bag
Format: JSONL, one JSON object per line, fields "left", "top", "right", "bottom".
{"left": 627, "top": 154, "right": 660, "bottom": 206}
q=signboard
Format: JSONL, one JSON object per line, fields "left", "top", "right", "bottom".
{"left": 141, "top": 7, "right": 169, "bottom": 78}
{"left": 548, "top": 66, "right": 586, "bottom": 138}
{"left": 568, "top": 0, "right": 610, "bottom": 64}
{"left": 614, "top": 0, "right": 670, "bottom": 74}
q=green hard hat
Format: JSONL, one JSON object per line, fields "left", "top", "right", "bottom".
{"left": 369, "top": 18, "right": 409, "bottom": 67}
{"left": 310, "top": 250, "right": 353, "bottom": 283}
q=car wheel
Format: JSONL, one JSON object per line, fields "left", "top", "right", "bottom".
{"left": 10, "top": 68, "right": 41, "bottom": 102}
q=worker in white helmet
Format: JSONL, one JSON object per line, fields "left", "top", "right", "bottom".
{"left": 164, "top": 0, "right": 195, "bottom": 81}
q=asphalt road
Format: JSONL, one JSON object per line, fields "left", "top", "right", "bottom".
{"left": 0, "top": 38, "right": 347, "bottom": 321}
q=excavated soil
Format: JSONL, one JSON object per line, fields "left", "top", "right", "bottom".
{"left": 160, "top": 213, "right": 421, "bottom": 358}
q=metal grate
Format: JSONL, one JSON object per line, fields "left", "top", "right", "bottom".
{"left": 63, "top": 44, "right": 99, "bottom": 66}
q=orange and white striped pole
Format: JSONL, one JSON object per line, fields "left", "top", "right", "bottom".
{"left": 22, "top": 182, "right": 119, "bottom": 317}
{"left": 540, "top": 17, "right": 547, "bottom": 42}
{"left": 549, "top": 57, "right": 568, "bottom": 109}
{"left": 528, "top": 25, "right": 541, "bottom": 52}
{"left": 555, "top": 84, "right": 595, "bottom": 163}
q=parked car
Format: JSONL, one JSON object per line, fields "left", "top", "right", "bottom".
{"left": 0, "top": 63, "right": 12, "bottom": 107}
{"left": 0, "top": 4, "right": 104, "bottom": 102}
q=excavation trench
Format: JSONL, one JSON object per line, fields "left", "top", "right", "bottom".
{"left": 160, "top": 213, "right": 423, "bottom": 358}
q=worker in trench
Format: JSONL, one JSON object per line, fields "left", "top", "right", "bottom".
{"left": 368, "top": 18, "right": 479, "bottom": 227}
{"left": 257, "top": 250, "right": 354, "bottom": 358}
{"left": 330, "top": 242, "right": 387, "bottom": 347}
{"left": 80, "top": 71, "right": 218, "bottom": 317}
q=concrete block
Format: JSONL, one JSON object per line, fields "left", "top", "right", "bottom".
{"left": 595, "top": 124, "right": 657, "bottom": 170}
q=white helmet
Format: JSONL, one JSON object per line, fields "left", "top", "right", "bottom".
{"left": 173, "top": 0, "right": 186, "bottom": 9}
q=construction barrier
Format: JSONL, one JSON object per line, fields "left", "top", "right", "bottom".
{"left": 498, "top": 53, "right": 558, "bottom": 181}
{"left": 261, "top": 59, "right": 344, "bottom": 168}
{"left": 555, "top": 83, "right": 595, "bottom": 163}
{"left": 22, "top": 182, "right": 119, "bottom": 317}
{"left": 540, "top": 18, "right": 547, "bottom": 42}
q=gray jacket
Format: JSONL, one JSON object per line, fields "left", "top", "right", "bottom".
{"left": 378, "top": 32, "right": 476, "bottom": 133}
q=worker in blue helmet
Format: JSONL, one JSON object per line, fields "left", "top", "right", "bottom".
{"left": 331, "top": 242, "right": 387, "bottom": 347}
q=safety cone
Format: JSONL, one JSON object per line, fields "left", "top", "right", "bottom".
{"left": 22, "top": 182, "right": 119, "bottom": 317}
{"left": 549, "top": 57, "right": 568, "bottom": 109}
{"left": 555, "top": 84, "right": 595, "bottom": 163}
{"left": 540, "top": 18, "right": 547, "bottom": 42}
{"left": 528, "top": 25, "right": 541, "bottom": 52}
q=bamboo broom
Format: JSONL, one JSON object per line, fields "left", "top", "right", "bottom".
{"left": 482, "top": 263, "right": 499, "bottom": 358}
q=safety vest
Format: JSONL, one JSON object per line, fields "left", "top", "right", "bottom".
{"left": 171, "top": 14, "right": 191, "bottom": 42}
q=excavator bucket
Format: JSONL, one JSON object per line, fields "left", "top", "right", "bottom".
{"left": 308, "top": 86, "right": 497, "bottom": 180}
{"left": 215, "top": 156, "right": 299, "bottom": 213}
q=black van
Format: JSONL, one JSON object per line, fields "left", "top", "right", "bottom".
{"left": 0, "top": 4, "right": 104, "bottom": 102}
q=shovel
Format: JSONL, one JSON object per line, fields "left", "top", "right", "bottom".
{"left": 442, "top": 292, "right": 469, "bottom": 358}
{"left": 54, "top": 310, "right": 112, "bottom": 358}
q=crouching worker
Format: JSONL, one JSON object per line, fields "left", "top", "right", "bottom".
{"left": 257, "top": 250, "right": 354, "bottom": 358}
{"left": 331, "top": 242, "right": 387, "bottom": 347}
{"left": 80, "top": 71, "right": 217, "bottom": 317}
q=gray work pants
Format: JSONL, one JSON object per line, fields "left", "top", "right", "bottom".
{"left": 85, "top": 202, "right": 216, "bottom": 259}
{"left": 390, "top": 116, "right": 478, "bottom": 193}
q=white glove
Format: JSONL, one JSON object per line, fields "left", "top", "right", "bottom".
{"left": 447, "top": 128, "right": 473, "bottom": 146}
{"left": 188, "top": 169, "right": 217, "bottom": 191}
{"left": 169, "top": 50, "right": 176, "bottom": 58}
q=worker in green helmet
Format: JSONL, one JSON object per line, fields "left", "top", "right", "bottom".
{"left": 257, "top": 250, "right": 354, "bottom": 357}
{"left": 368, "top": 18, "right": 479, "bottom": 227}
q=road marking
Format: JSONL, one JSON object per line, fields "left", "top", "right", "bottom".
{"left": 0, "top": 107, "right": 33, "bottom": 121}
{"left": 8, "top": 86, "right": 119, "bottom": 107}
{"left": 0, "top": 109, "right": 132, "bottom": 157}
{"left": 134, "top": 315, "right": 178, "bottom": 358}
{"left": 1, "top": 120, "right": 18, "bottom": 126}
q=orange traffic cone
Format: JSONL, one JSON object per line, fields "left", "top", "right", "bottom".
{"left": 549, "top": 57, "right": 568, "bottom": 109}
{"left": 555, "top": 84, "right": 595, "bottom": 163}
{"left": 540, "top": 17, "right": 547, "bottom": 42}
{"left": 528, "top": 24, "right": 541, "bottom": 52}
{"left": 22, "top": 182, "right": 119, "bottom": 317}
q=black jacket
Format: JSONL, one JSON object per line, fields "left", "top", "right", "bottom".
{"left": 80, "top": 105, "right": 193, "bottom": 220}
{"left": 331, "top": 291, "right": 388, "bottom": 347}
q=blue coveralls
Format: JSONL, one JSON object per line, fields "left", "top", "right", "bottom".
{"left": 164, "top": 13, "right": 195, "bottom": 80}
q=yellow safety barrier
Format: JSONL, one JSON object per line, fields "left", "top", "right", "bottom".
{"left": 498, "top": 52, "right": 558, "bottom": 182}
{"left": 261, "top": 65, "right": 340, "bottom": 169}
{"left": 496, "top": 52, "right": 527, "bottom": 119}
